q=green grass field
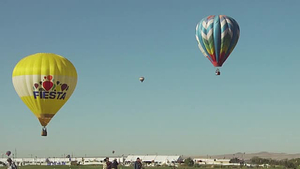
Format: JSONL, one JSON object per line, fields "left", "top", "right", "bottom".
{"left": 1, "top": 166, "right": 210, "bottom": 169}
{"left": 0, "top": 165, "right": 289, "bottom": 169}
{"left": 2, "top": 167, "right": 193, "bottom": 169}
{"left": 2, "top": 166, "right": 131, "bottom": 169}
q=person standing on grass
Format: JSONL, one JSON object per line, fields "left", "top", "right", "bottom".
{"left": 112, "top": 159, "right": 119, "bottom": 169}
{"left": 106, "top": 157, "right": 112, "bottom": 169}
{"left": 103, "top": 158, "right": 107, "bottom": 169}
{"left": 6, "top": 158, "right": 17, "bottom": 169}
{"left": 134, "top": 158, "right": 142, "bottom": 169}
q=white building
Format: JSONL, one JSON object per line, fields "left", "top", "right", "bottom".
{"left": 125, "top": 155, "right": 182, "bottom": 166}
{"left": 193, "top": 158, "right": 240, "bottom": 166}
{"left": 0, "top": 156, "right": 124, "bottom": 166}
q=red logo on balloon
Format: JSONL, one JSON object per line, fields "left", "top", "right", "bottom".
{"left": 43, "top": 75, "right": 53, "bottom": 91}
{"left": 33, "top": 75, "right": 69, "bottom": 92}
{"left": 32, "top": 75, "right": 70, "bottom": 100}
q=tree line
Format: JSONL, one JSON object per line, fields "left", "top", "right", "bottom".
{"left": 249, "top": 156, "right": 300, "bottom": 168}
{"left": 184, "top": 156, "right": 300, "bottom": 168}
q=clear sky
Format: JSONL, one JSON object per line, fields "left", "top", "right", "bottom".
{"left": 0, "top": 0, "right": 300, "bottom": 158}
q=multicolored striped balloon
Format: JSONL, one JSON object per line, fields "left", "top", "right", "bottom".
{"left": 196, "top": 15, "right": 240, "bottom": 67}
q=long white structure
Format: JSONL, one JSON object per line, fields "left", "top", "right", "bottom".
{"left": 125, "top": 155, "right": 182, "bottom": 166}
{"left": 193, "top": 158, "right": 241, "bottom": 166}
{"left": 0, "top": 156, "right": 124, "bottom": 166}
{"left": 0, "top": 155, "right": 182, "bottom": 166}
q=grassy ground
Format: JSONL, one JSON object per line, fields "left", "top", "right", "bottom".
{"left": 0, "top": 165, "right": 289, "bottom": 169}
{"left": 6, "top": 166, "right": 190, "bottom": 169}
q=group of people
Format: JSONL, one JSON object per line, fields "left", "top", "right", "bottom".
{"left": 103, "top": 157, "right": 119, "bottom": 169}
{"left": 6, "top": 158, "right": 17, "bottom": 169}
{"left": 102, "top": 157, "right": 143, "bottom": 169}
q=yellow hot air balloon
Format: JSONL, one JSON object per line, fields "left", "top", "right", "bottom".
{"left": 12, "top": 53, "right": 77, "bottom": 136}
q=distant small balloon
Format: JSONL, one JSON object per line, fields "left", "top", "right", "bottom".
{"left": 6, "top": 151, "right": 11, "bottom": 156}
{"left": 139, "top": 77, "right": 145, "bottom": 82}
{"left": 112, "top": 150, "right": 115, "bottom": 154}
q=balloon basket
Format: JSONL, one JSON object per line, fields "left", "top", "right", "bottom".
{"left": 41, "top": 128, "right": 47, "bottom": 136}
{"left": 215, "top": 68, "right": 221, "bottom": 76}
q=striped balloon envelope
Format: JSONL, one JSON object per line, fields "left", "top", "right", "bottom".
{"left": 195, "top": 15, "right": 240, "bottom": 75}
{"left": 12, "top": 53, "right": 77, "bottom": 136}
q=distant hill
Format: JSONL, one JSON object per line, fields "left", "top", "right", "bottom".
{"left": 191, "top": 152, "right": 300, "bottom": 160}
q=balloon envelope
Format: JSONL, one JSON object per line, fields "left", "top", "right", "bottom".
{"left": 139, "top": 77, "right": 144, "bottom": 82}
{"left": 6, "top": 151, "right": 11, "bottom": 156}
{"left": 195, "top": 15, "right": 240, "bottom": 67}
{"left": 12, "top": 53, "right": 77, "bottom": 127}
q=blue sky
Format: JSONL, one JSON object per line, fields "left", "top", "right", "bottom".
{"left": 0, "top": 0, "right": 300, "bottom": 157}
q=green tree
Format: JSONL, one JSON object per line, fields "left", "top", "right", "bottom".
{"left": 184, "top": 157, "right": 194, "bottom": 166}
{"left": 229, "top": 158, "right": 241, "bottom": 163}
{"left": 250, "top": 156, "right": 262, "bottom": 164}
